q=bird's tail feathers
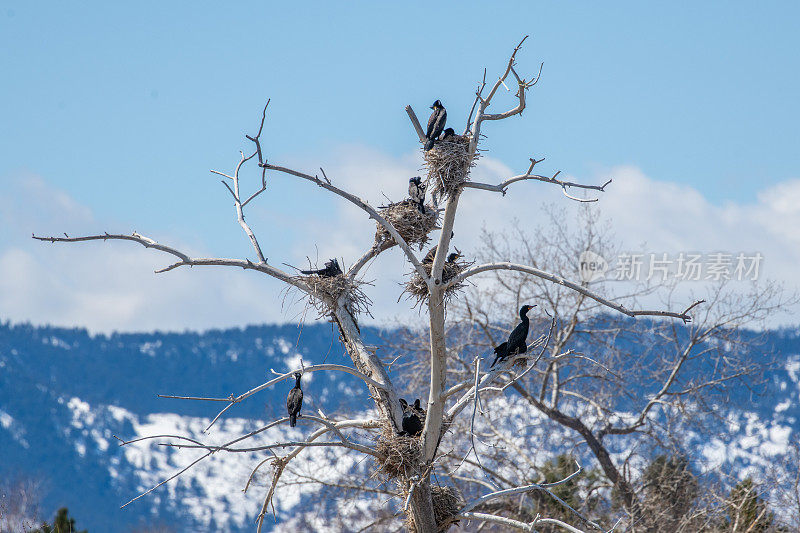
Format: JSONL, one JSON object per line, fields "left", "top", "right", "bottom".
{"left": 424, "top": 138, "right": 435, "bottom": 151}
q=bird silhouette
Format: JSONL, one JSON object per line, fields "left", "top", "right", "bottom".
{"left": 491, "top": 305, "right": 536, "bottom": 368}
{"left": 422, "top": 233, "right": 455, "bottom": 264}
{"left": 424, "top": 100, "right": 447, "bottom": 151}
{"left": 300, "top": 258, "right": 342, "bottom": 277}
{"left": 286, "top": 372, "right": 303, "bottom": 427}
{"left": 398, "top": 398, "right": 425, "bottom": 436}
{"left": 440, "top": 127, "right": 456, "bottom": 142}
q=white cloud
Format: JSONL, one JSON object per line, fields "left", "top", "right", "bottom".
{"left": 2, "top": 154, "right": 798, "bottom": 333}
{"left": 0, "top": 175, "right": 292, "bottom": 332}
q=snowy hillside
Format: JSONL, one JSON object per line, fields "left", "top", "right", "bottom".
{"left": 0, "top": 321, "right": 798, "bottom": 531}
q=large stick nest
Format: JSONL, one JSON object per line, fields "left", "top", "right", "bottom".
{"left": 423, "top": 134, "right": 477, "bottom": 200}
{"left": 294, "top": 273, "right": 372, "bottom": 319}
{"left": 406, "top": 485, "right": 463, "bottom": 533}
{"left": 402, "top": 258, "right": 474, "bottom": 307}
{"left": 375, "top": 200, "right": 440, "bottom": 250}
{"left": 375, "top": 423, "right": 422, "bottom": 480}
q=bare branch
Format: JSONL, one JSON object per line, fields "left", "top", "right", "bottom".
{"left": 405, "top": 105, "right": 427, "bottom": 143}
{"left": 199, "top": 364, "right": 389, "bottom": 432}
{"left": 32, "top": 232, "right": 304, "bottom": 289}
{"left": 469, "top": 36, "right": 537, "bottom": 155}
{"left": 460, "top": 512, "right": 591, "bottom": 533}
{"left": 445, "top": 262, "right": 702, "bottom": 321}
{"left": 463, "top": 157, "right": 612, "bottom": 200}
{"left": 460, "top": 462, "right": 604, "bottom": 531}
{"left": 262, "top": 163, "right": 430, "bottom": 285}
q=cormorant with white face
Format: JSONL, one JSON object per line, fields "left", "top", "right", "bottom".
{"left": 286, "top": 373, "right": 303, "bottom": 427}
{"left": 424, "top": 100, "right": 447, "bottom": 151}
{"left": 408, "top": 176, "right": 426, "bottom": 212}
{"left": 491, "top": 305, "right": 536, "bottom": 368}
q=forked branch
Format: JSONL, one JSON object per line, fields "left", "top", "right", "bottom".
{"left": 31, "top": 232, "right": 303, "bottom": 288}
{"left": 464, "top": 157, "right": 613, "bottom": 202}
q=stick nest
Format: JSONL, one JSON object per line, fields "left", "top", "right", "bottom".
{"left": 375, "top": 423, "right": 422, "bottom": 480}
{"left": 406, "top": 485, "right": 463, "bottom": 533}
{"left": 423, "top": 135, "right": 476, "bottom": 199}
{"left": 403, "top": 258, "right": 474, "bottom": 307}
{"left": 294, "top": 273, "right": 372, "bottom": 319}
{"left": 375, "top": 200, "right": 440, "bottom": 250}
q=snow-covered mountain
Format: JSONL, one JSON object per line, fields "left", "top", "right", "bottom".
{"left": 0, "top": 322, "right": 383, "bottom": 531}
{"left": 0, "top": 321, "right": 798, "bottom": 531}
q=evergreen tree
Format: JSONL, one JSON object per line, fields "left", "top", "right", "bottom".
{"left": 640, "top": 454, "right": 699, "bottom": 531}
{"left": 727, "top": 478, "right": 774, "bottom": 533}
{"left": 31, "top": 507, "right": 87, "bottom": 533}
{"left": 531, "top": 454, "right": 603, "bottom": 531}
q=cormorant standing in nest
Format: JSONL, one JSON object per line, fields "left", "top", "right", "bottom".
{"left": 300, "top": 258, "right": 342, "bottom": 277}
{"left": 408, "top": 176, "right": 426, "bottom": 212}
{"left": 423, "top": 247, "right": 461, "bottom": 265}
{"left": 424, "top": 100, "right": 447, "bottom": 151}
{"left": 491, "top": 305, "right": 536, "bottom": 368}
{"left": 440, "top": 127, "right": 456, "bottom": 142}
{"left": 422, "top": 233, "right": 455, "bottom": 264}
{"left": 286, "top": 372, "right": 303, "bottom": 427}
{"left": 398, "top": 398, "right": 425, "bottom": 436}
{"left": 446, "top": 249, "right": 462, "bottom": 263}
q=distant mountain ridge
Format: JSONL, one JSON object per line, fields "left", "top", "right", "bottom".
{"left": 0, "top": 321, "right": 384, "bottom": 531}
{"left": 0, "top": 320, "right": 798, "bottom": 531}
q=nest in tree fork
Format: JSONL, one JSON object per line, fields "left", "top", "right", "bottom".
{"left": 406, "top": 485, "right": 463, "bottom": 533}
{"left": 403, "top": 258, "right": 474, "bottom": 307}
{"left": 294, "top": 273, "right": 372, "bottom": 319}
{"left": 423, "top": 135, "right": 477, "bottom": 200}
{"left": 375, "top": 423, "right": 422, "bottom": 480}
{"left": 374, "top": 201, "right": 440, "bottom": 250}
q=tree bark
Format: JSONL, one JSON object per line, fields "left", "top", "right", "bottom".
{"left": 409, "top": 479, "right": 437, "bottom": 533}
{"left": 332, "top": 303, "right": 403, "bottom": 430}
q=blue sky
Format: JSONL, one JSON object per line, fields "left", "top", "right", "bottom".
{"left": 1, "top": 2, "right": 799, "bottom": 331}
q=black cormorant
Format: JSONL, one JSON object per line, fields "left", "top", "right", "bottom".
{"left": 300, "top": 258, "right": 342, "bottom": 277}
{"left": 440, "top": 127, "right": 456, "bottom": 142}
{"left": 408, "top": 176, "right": 426, "bottom": 212}
{"left": 286, "top": 372, "right": 303, "bottom": 427}
{"left": 422, "top": 233, "right": 455, "bottom": 264}
{"left": 424, "top": 100, "right": 447, "bottom": 151}
{"left": 446, "top": 249, "right": 462, "bottom": 263}
{"left": 491, "top": 305, "right": 536, "bottom": 368}
{"left": 398, "top": 398, "right": 425, "bottom": 436}
{"left": 422, "top": 245, "right": 437, "bottom": 264}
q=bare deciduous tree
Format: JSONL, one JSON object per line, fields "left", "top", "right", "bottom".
{"left": 33, "top": 38, "right": 704, "bottom": 532}
{"left": 388, "top": 205, "right": 792, "bottom": 531}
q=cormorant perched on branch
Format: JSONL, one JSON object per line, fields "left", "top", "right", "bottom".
{"left": 440, "top": 127, "right": 456, "bottom": 142}
{"left": 286, "top": 372, "right": 303, "bottom": 427}
{"left": 424, "top": 100, "right": 447, "bottom": 151}
{"left": 408, "top": 176, "right": 426, "bottom": 212}
{"left": 491, "top": 305, "right": 536, "bottom": 368}
{"left": 398, "top": 398, "right": 425, "bottom": 436}
{"left": 300, "top": 258, "right": 342, "bottom": 277}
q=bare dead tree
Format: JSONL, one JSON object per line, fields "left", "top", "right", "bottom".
{"left": 32, "top": 38, "right": 703, "bottom": 532}
{"left": 384, "top": 205, "right": 793, "bottom": 531}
